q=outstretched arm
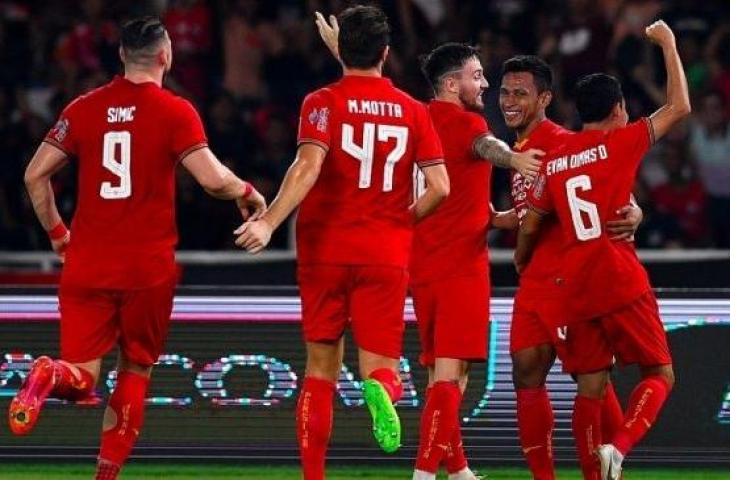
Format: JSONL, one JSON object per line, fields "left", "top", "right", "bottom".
{"left": 182, "top": 147, "right": 267, "bottom": 221}
{"left": 645, "top": 20, "right": 691, "bottom": 141}
{"left": 473, "top": 134, "right": 544, "bottom": 181}
{"left": 235, "top": 143, "right": 326, "bottom": 253}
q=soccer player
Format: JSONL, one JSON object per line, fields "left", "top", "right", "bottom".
{"left": 410, "top": 44, "right": 544, "bottom": 480}
{"left": 500, "top": 55, "right": 642, "bottom": 480}
{"left": 311, "top": 16, "right": 545, "bottom": 480}
{"left": 516, "top": 20, "right": 689, "bottom": 480}
{"left": 10, "top": 17, "right": 265, "bottom": 480}
{"left": 234, "top": 6, "right": 449, "bottom": 479}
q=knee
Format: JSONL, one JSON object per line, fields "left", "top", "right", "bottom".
{"left": 512, "top": 352, "right": 552, "bottom": 389}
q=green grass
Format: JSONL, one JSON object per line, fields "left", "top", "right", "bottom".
{"left": 0, "top": 464, "right": 728, "bottom": 480}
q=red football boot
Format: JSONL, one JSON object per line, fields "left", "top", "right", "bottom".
{"left": 8, "top": 356, "right": 56, "bottom": 435}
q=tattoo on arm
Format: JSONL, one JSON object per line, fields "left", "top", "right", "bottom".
{"left": 473, "top": 134, "right": 513, "bottom": 168}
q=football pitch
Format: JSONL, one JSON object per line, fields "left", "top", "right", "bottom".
{"left": 1, "top": 464, "right": 729, "bottom": 479}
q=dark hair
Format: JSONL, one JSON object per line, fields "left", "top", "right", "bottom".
{"left": 501, "top": 55, "right": 553, "bottom": 93}
{"left": 337, "top": 5, "right": 390, "bottom": 69}
{"left": 421, "top": 43, "right": 480, "bottom": 93}
{"left": 121, "top": 17, "right": 167, "bottom": 57}
{"left": 575, "top": 73, "right": 624, "bottom": 123}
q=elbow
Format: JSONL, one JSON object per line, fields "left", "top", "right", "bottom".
{"left": 24, "top": 167, "right": 40, "bottom": 191}
{"left": 678, "top": 101, "right": 692, "bottom": 117}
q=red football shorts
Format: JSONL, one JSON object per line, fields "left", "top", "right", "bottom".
{"left": 411, "top": 273, "right": 490, "bottom": 367}
{"left": 558, "top": 291, "right": 672, "bottom": 374}
{"left": 510, "top": 285, "right": 565, "bottom": 354}
{"left": 297, "top": 265, "right": 409, "bottom": 359}
{"left": 58, "top": 278, "right": 176, "bottom": 366}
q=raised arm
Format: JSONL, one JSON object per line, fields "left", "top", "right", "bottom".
{"left": 24, "top": 142, "right": 71, "bottom": 260}
{"left": 473, "top": 134, "right": 544, "bottom": 181}
{"left": 182, "top": 147, "right": 266, "bottom": 221}
{"left": 235, "top": 143, "right": 326, "bottom": 253}
{"left": 645, "top": 20, "right": 691, "bottom": 141}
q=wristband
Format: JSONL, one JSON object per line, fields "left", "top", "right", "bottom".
{"left": 243, "top": 182, "right": 254, "bottom": 199}
{"left": 48, "top": 221, "right": 69, "bottom": 241}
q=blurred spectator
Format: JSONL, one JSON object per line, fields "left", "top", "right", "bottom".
{"left": 650, "top": 143, "right": 709, "bottom": 246}
{"left": 164, "top": 0, "right": 212, "bottom": 101}
{"left": 1, "top": 0, "right": 729, "bottom": 251}
{"left": 689, "top": 90, "right": 730, "bottom": 246}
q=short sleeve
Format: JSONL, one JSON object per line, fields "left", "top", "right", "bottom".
{"left": 44, "top": 103, "right": 78, "bottom": 157}
{"left": 527, "top": 171, "right": 553, "bottom": 214}
{"left": 415, "top": 103, "right": 444, "bottom": 167}
{"left": 465, "top": 113, "right": 490, "bottom": 158}
{"left": 609, "top": 118, "right": 653, "bottom": 170}
{"left": 297, "top": 89, "right": 332, "bottom": 151}
{"left": 171, "top": 98, "right": 208, "bottom": 161}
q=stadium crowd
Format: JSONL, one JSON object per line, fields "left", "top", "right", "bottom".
{"left": 1, "top": 0, "right": 729, "bottom": 251}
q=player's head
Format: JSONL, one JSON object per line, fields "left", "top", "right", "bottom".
{"left": 574, "top": 73, "right": 628, "bottom": 128}
{"left": 499, "top": 55, "right": 553, "bottom": 130}
{"left": 337, "top": 5, "right": 390, "bottom": 71}
{"left": 120, "top": 17, "right": 172, "bottom": 74}
{"left": 421, "top": 43, "right": 487, "bottom": 112}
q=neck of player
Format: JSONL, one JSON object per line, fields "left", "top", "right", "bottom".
{"left": 124, "top": 68, "right": 164, "bottom": 87}
{"left": 582, "top": 119, "right": 617, "bottom": 132}
{"left": 343, "top": 66, "right": 383, "bottom": 78}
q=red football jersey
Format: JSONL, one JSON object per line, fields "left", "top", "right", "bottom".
{"left": 510, "top": 119, "right": 572, "bottom": 290}
{"left": 528, "top": 119, "right": 653, "bottom": 322}
{"left": 45, "top": 76, "right": 207, "bottom": 289}
{"left": 410, "top": 100, "right": 492, "bottom": 283}
{"left": 296, "top": 75, "right": 444, "bottom": 267}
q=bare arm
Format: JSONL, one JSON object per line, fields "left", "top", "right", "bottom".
{"left": 182, "top": 147, "right": 266, "bottom": 220}
{"left": 25, "top": 143, "right": 68, "bottom": 232}
{"left": 514, "top": 209, "right": 545, "bottom": 274}
{"left": 235, "top": 143, "right": 326, "bottom": 253}
{"left": 646, "top": 20, "right": 691, "bottom": 141}
{"left": 473, "top": 134, "right": 544, "bottom": 181}
{"left": 411, "top": 163, "right": 450, "bottom": 222}
{"left": 25, "top": 142, "right": 73, "bottom": 260}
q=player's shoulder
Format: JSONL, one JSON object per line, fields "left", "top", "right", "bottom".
{"left": 63, "top": 79, "right": 118, "bottom": 113}
{"left": 303, "top": 83, "right": 338, "bottom": 104}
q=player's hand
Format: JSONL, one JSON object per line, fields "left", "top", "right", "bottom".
{"left": 234, "top": 219, "right": 273, "bottom": 254}
{"left": 236, "top": 187, "right": 267, "bottom": 222}
{"left": 645, "top": 20, "right": 675, "bottom": 48}
{"left": 513, "top": 256, "right": 526, "bottom": 275}
{"left": 315, "top": 11, "right": 340, "bottom": 61}
{"left": 511, "top": 149, "right": 544, "bottom": 182}
{"left": 607, "top": 204, "right": 643, "bottom": 242}
{"left": 51, "top": 231, "right": 70, "bottom": 264}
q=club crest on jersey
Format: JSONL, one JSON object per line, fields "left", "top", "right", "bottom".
{"left": 51, "top": 118, "right": 69, "bottom": 143}
{"left": 308, "top": 107, "right": 329, "bottom": 133}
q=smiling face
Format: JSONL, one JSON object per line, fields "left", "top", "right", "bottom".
{"left": 499, "top": 71, "right": 551, "bottom": 135}
{"left": 455, "top": 56, "right": 489, "bottom": 112}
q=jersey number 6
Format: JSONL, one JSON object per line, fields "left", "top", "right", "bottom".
{"left": 342, "top": 122, "right": 408, "bottom": 192}
{"left": 566, "top": 174, "right": 601, "bottom": 241}
{"left": 100, "top": 131, "right": 131, "bottom": 200}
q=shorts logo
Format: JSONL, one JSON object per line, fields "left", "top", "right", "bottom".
{"left": 308, "top": 107, "right": 329, "bottom": 133}
{"left": 557, "top": 326, "right": 567, "bottom": 340}
{"left": 50, "top": 118, "right": 69, "bottom": 143}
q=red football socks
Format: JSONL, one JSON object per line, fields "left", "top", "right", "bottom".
{"left": 98, "top": 371, "right": 149, "bottom": 468}
{"left": 613, "top": 376, "right": 671, "bottom": 456}
{"left": 51, "top": 360, "right": 95, "bottom": 401}
{"left": 368, "top": 367, "right": 403, "bottom": 402}
{"left": 516, "top": 387, "right": 555, "bottom": 480}
{"left": 445, "top": 417, "right": 469, "bottom": 474}
{"left": 415, "top": 380, "right": 462, "bottom": 474}
{"left": 572, "top": 395, "right": 603, "bottom": 480}
{"left": 601, "top": 382, "right": 624, "bottom": 443}
{"left": 94, "top": 459, "right": 121, "bottom": 480}
{"left": 297, "top": 376, "right": 336, "bottom": 480}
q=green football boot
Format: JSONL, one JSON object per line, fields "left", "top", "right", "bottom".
{"left": 362, "top": 378, "right": 401, "bottom": 453}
